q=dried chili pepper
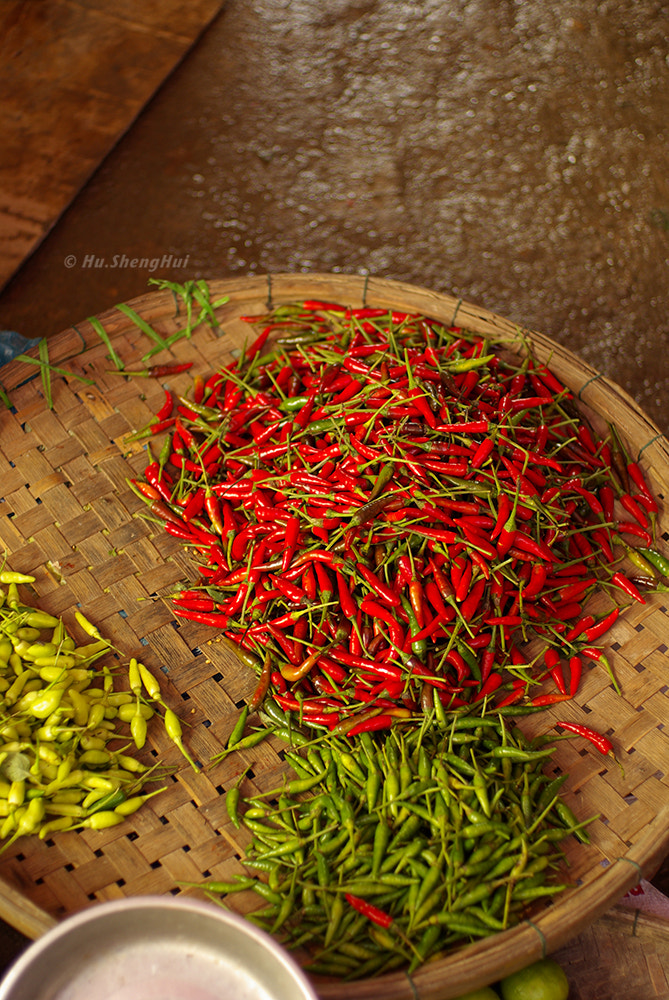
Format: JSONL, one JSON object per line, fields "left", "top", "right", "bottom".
{"left": 112, "top": 362, "right": 194, "bottom": 377}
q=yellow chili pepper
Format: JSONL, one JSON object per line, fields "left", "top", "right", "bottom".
{"left": 39, "top": 817, "right": 76, "bottom": 839}
{"left": 114, "top": 787, "right": 166, "bottom": 816}
{"left": 46, "top": 803, "right": 87, "bottom": 818}
{"left": 74, "top": 611, "right": 103, "bottom": 641}
{"left": 80, "top": 810, "right": 125, "bottom": 830}
{"left": 130, "top": 705, "right": 147, "bottom": 750}
{"left": 26, "top": 689, "right": 65, "bottom": 719}
{"left": 8, "top": 780, "right": 25, "bottom": 808}
{"left": 164, "top": 709, "right": 199, "bottom": 772}
{"left": 86, "top": 702, "right": 106, "bottom": 730}
{"left": 68, "top": 688, "right": 90, "bottom": 727}
{"left": 4, "top": 671, "right": 35, "bottom": 705}
{"left": 115, "top": 753, "right": 148, "bottom": 774}
{"left": 117, "top": 702, "right": 154, "bottom": 723}
{"left": 128, "top": 658, "right": 142, "bottom": 697}
{"left": 137, "top": 662, "right": 162, "bottom": 703}
{"left": 78, "top": 749, "right": 112, "bottom": 769}
{"left": 0, "top": 571, "right": 35, "bottom": 585}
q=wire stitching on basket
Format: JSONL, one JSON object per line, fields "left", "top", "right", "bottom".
{"left": 637, "top": 433, "right": 665, "bottom": 462}
{"left": 361, "top": 273, "right": 370, "bottom": 307}
{"left": 524, "top": 920, "right": 548, "bottom": 960}
{"left": 449, "top": 298, "right": 462, "bottom": 328}
{"left": 265, "top": 273, "right": 274, "bottom": 312}
{"left": 577, "top": 372, "right": 604, "bottom": 400}
{"left": 616, "top": 856, "right": 643, "bottom": 883}
{"left": 68, "top": 324, "right": 90, "bottom": 355}
{"left": 402, "top": 968, "right": 420, "bottom": 1000}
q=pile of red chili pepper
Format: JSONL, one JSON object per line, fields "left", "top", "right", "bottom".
{"left": 130, "top": 300, "right": 664, "bottom": 735}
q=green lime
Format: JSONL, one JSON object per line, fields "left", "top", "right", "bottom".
{"left": 452, "top": 989, "right": 500, "bottom": 1000}
{"left": 499, "top": 958, "right": 569, "bottom": 1000}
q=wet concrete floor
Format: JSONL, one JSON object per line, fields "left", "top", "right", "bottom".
{"left": 0, "top": 0, "right": 669, "bottom": 972}
{"left": 1, "top": 0, "right": 668, "bottom": 428}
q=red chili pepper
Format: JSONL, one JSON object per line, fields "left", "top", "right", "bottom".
{"left": 598, "top": 485, "right": 615, "bottom": 522}
{"left": 580, "top": 648, "right": 620, "bottom": 693}
{"left": 619, "top": 493, "right": 649, "bottom": 529}
{"left": 269, "top": 574, "right": 307, "bottom": 604}
{"left": 408, "top": 579, "right": 426, "bottom": 628}
{"left": 491, "top": 492, "right": 511, "bottom": 541}
{"left": 173, "top": 608, "right": 229, "bottom": 627}
{"left": 180, "top": 489, "right": 204, "bottom": 522}
{"left": 173, "top": 596, "right": 216, "bottom": 613}
{"left": 544, "top": 648, "right": 567, "bottom": 695}
{"left": 473, "top": 671, "right": 502, "bottom": 701}
{"left": 496, "top": 684, "right": 527, "bottom": 708}
{"left": 568, "top": 656, "right": 582, "bottom": 697}
{"left": 156, "top": 389, "right": 174, "bottom": 421}
{"left": 280, "top": 516, "right": 300, "bottom": 572}
{"left": 129, "top": 478, "right": 162, "bottom": 503}
{"left": 335, "top": 571, "right": 357, "bottom": 619}
{"left": 459, "top": 524, "right": 497, "bottom": 561}
{"left": 460, "top": 577, "right": 486, "bottom": 621}
{"left": 342, "top": 713, "right": 394, "bottom": 736}
{"left": 424, "top": 581, "right": 454, "bottom": 622}
{"left": 636, "top": 492, "right": 659, "bottom": 515}
{"left": 611, "top": 571, "right": 646, "bottom": 605}
{"left": 590, "top": 528, "right": 614, "bottom": 563}
{"left": 565, "top": 615, "right": 595, "bottom": 642}
{"left": 570, "top": 532, "right": 593, "bottom": 559}
{"left": 360, "top": 599, "right": 405, "bottom": 647}
{"left": 504, "top": 395, "right": 549, "bottom": 413}
{"left": 450, "top": 551, "right": 467, "bottom": 593}
{"left": 357, "top": 563, "right": 401, "bottom": 607}
{"left": 410, "top": 526, "right": 458, "bottom": 543}
{"left": 470, "top": 437, "right": 494, "bottom": 469}
{"left": 576, "top": 423, "right": 597, "bottom": 454}
{"left": 582, "top": 607, "right": 619, "bottom": 642}
{"left": 615, "top": 521, "right": 652, "bottom": 547}
{"left": 485, "top": 614, "right": 523, "bottom": 626}
{"left": 530, "top": 692, "right": 574, "bottom": 707}
{"left": 345, "top": 893, "right": 393, "bottom": 928}
{"left": 126, "top": 416, "right": 178, "bottom": 442}
{"left": 512, "top": 532, "right": 555, "bottom": 562}
{"left": 627, "top": 461, "right": 652, "bottom": 498}
{"left": 479, "top": 645, "right": 496, "bottom": 685}
{"left": 556, "top": 720, "right": 614, "bottom": 755}
{"left": 523, "top": 563, "right": 548, "bottom": 599}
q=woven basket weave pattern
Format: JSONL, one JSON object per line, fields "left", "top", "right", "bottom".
{"left": 0, "top": 275, "right": 668, "bottom": 999}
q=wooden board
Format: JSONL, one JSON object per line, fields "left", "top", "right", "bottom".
{"left": 0, "top": 0, "right": 225, "bottom": 292}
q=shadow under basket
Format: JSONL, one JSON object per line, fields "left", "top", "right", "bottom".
{"left": 0, "top": 274, "right": 668, "bottom": 999}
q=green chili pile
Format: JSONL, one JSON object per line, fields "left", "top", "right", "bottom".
{"left": 131, "top": 300, "right": 664, "bottom": 734}
{"left": 0, "top": 570, "right": 190, "bottom": 849}
{"left": 196, "top": 713, "right": 592, "bottom": 979}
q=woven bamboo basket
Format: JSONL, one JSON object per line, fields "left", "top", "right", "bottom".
{"left": 0, "top": 273, "right": 668, "bottom": 999}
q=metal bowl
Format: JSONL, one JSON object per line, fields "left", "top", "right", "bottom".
{"left": 0, "top": 896, "right": 319, "bottom": 1000}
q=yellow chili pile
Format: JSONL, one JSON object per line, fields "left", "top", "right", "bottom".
{"left": 0, "top": 569, "right": 193, "bottom": 851}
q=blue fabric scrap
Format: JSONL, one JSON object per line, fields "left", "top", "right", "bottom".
{"left": 0, "top": 331, "right": 42, "bottom": 368}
